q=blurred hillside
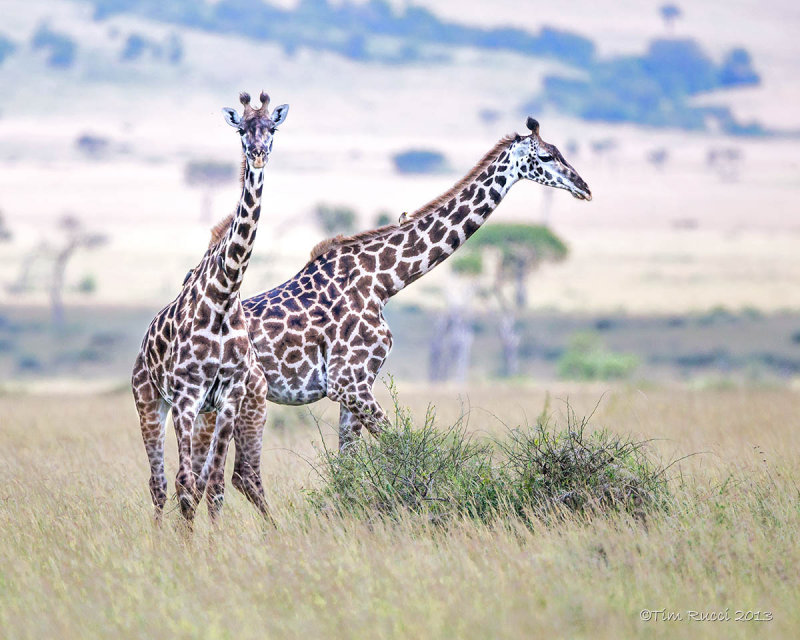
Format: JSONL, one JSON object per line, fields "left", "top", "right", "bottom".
{"left": 0, "top": 0, "right": 799, "bottom": 385}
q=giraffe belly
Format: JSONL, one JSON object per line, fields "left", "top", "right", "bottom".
{"left": 264, "top": 366, "right": 328, "bottom": 405}
{"left": 261, "top": 348, "right": 328, "bottom": 406}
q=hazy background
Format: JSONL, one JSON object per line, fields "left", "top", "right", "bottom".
{"left": 1, "top": 0, "right": 799, "bottom": 389}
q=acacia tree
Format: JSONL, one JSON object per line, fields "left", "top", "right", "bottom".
{"left": 50, "top": 215, "right": 107, "bottom": 329}
{"left": 314, "top": 204, "right": 357, "bottom": 235}
{"left": 465, "top": 223, "right": 568, "bottom": 377}
{"left": 659, "top": 4, "right": 682, "bottom": 31}
{"left": 185, "top": 160, "right": 236, "bottom": 222}
{"left": 429, "top": 252, "right": 482, "bottom": 383}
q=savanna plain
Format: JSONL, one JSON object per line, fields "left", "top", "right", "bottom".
{"left": 1, "top": 384, "right": 798, "bottom": 639}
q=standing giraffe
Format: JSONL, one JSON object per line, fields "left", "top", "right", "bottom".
{"left": 193, "top": 116, "right": 590, "bottom": 508}
{"left": 131, "top": 91, "right": 289, "bottom": 525}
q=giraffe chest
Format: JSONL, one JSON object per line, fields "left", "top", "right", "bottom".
{"left": 144, "top": 303, "right": 252, "bottom": 410}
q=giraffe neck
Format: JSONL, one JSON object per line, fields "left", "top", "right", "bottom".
{"left": 214, "top": 160, "right": 264, "bottom": 296}
{"left": 383, "top": 145, "right": 519, "bottom": 299}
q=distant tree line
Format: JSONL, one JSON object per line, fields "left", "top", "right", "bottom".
{"left": 25, "top": 21, "right": 183, "bottom": 70}
{"left": 0, "top": 35, "right": 16, "bottom": 66}
{"left": 85, "top": 0, "right": 596, "bottom": 66}
{"left": 529, "top": 6, "right": 762, "bottom": 135}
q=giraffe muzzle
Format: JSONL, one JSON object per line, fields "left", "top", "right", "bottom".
{"left": 251, "top": 153, "right": 266, "bottom": 168}
{"left": 569, "top": 175, "right": 592, "bottom": 201}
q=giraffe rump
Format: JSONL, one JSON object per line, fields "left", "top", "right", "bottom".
{"left": 307, "top": 134, "right": 517, "bottom": 261}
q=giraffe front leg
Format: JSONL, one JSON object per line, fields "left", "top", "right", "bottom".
{"left": 132, "top": 356, "right": 169, "bottom": 523}
{"left": 332, "top": 383, "right": 388, "bottom": 452}
{"left": 338, "top": 404, "right": 363, "bottom": 452}
{"left": 328, "top": 349, "right": 390, "bottom": 451}
{"left": 171, "top": 395, "right": 202, "bottom": 525}
{"left": 232, "top": 370, "right": 274, "bottom": 523}
{"left": 204, "top": 405, "right": 237, "bottom": 523}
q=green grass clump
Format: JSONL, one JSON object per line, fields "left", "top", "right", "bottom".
{"left": 308, "top": 399, "right": 500, "bottom": 522}
{"left": 498, "top": 403, "right": 670, "bottom": 519}
{"left": 557, "top": 332, "right": 639, "bottom": 381}
{"left": 309, "top": 391, "right": 670, "bottom": 524}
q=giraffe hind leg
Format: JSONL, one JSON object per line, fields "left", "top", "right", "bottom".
{"left": 330, "top": 379, "right": 388, "bottom": 452}
{"left": 132, "top": 355, "right": 169, "bottom": 523}
{"left": 204, "top": 397, "right": 239, "bottom": 523}
{"left": 232, "top": 371, "right": 274, "bottom": 524}
{"left": 192, "top": 412, "right": 217, "bottom": 497}
{"left": 338, "top": 404, "right": 363, "bottom": 452}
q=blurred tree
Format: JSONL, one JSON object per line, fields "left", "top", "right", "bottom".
{"left": 0, "top": 210, "right": 11, "bottom": 242}
{"left": 478, "top": 108, "right": 500, "bottom": 126}
{"left": 314, "top": 204, "right": 356, "bottom": 235}
{"left": 165, "top": 33, "right": 183, "bottom": 64}
{"left": 469, "top": 224, "right": 568, "bottom": 309}
{"left": 470, "top": 224, "right": 568, "bottom": 377}
{"left": 430, "top": 224, "right": 568, "bottom": 380}
{"left": 706, "top": 147, "right": 742, "bottom": 182}
{"left": 76, "top": 274, "right": 97, "bottom": 294}
{"left": 646, "top": 147, "right": 669, "bottom": 170}
{"left": 392, "top": 150, "right": 447, "bottom": 174}
{"left": 51, "top": 215, "right": 107, "bottom": 330}
{"left": 7, "top": 241, "right": 49, "bottom": 295}
{"left": 428, "top": 253, "right": 483, "bottom": 383}
{"left": 31, "top": 23, "right": 77, "bottom": 68}
{"left": 375, "top": 210, "right": 392, "bottom": 227}
{"left": 185, "top": 160, "right": 236, "bottom": 222}
{"left": 659, "top": 4, "right": 682, "bottom": 31}
{"left": 0, "top": 35, "right": 17, "bottom": 66}
{"left": 75, "top": 133, "right": 110, "bottom": 158}
{"left": 120, "top": 33, "right": 148, "bottom": 61}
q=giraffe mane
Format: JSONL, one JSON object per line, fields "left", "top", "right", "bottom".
{"left": 306, "top": 134, "right": 517, "bottom": 262}
{"left": 208, "top": 213, "right": 235, "bottom": 248}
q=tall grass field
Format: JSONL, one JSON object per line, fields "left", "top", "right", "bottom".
{"left": 1, "top": 385, "right": 798, "bottom": 639}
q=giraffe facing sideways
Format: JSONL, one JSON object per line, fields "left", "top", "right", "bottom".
{"left": 131, "top": 91, "right": 288, "bottom": 525}
{"left": 191, "top": 116, "right": 591, "bottom": 512}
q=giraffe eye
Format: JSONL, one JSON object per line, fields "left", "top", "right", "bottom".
{"left": 538, "top": 154, "right": 553, "bottom": 162}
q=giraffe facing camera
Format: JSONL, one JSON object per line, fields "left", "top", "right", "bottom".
{"left": 132, "top": 90, "right": 289, "bottom": 528}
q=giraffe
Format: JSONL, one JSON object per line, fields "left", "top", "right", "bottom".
{"left": 192, "top": 116, "right": 590, "bottom": 509}
{"left": 131, "top": 90, "right": 289, "bottom": 525}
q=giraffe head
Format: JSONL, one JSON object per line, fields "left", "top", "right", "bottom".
{"left": 222, "top": 91, "right": 289, "bottom": 169}
{"left": 512, "top": 117, "right": 592, "bottom": 201}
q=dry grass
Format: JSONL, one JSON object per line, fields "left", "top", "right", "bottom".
{"left": 1, "top": 385, "right": 799, "bottom": 639}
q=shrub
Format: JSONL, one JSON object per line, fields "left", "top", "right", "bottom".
{"left": 499, "top": 403, "right": 670, "bottom": 519}
{"left": 76, "top": 134, "right": 110, "bottom": 157}
{"left": 76, "top": 275, "right": 97, "bottom": 294}
{"left": 557, "top": 332, "right": 639, "bottom": 380}
{"left": 392, "top": 150, "right": 447, "bottom": 175}
{"left": 31, "top": 23, "right": 77, "bottom": 69}
{"left": 0, "top": 35, "right": 16, "bottom": 66}
{"left": 313, "top": 204, "right": 356, "bottom": 235}
{"left": 308, "top": 397, "right": 499, "bottom": 522}
{"left": 308, "top": 388, "right": 670, "bottom": 524}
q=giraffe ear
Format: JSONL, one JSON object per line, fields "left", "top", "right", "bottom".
{"left": 222, "top": 107, "right": 242, "bottom": 128}
{"left": 271, "top": 104, "right": 289, "bottom": 126}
